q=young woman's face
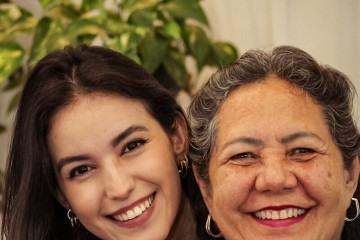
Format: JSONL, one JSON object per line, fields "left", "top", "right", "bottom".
{"left": 196, "top": 77, "right": 359, "bottom": 240}
{"left": 48, "top": 93, "right": 186, "bottom": 240}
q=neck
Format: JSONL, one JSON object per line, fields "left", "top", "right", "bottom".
{"left": 167, "top": 194, "right": 196, "bottom": 240}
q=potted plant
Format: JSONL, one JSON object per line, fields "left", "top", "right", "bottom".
{"left": 1, "top": 0, "right": 238, "bottom": 108}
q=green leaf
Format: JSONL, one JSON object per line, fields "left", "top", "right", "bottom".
{"left": 162, "top": 0, "right": 208, "bottom": 25}
{"left": 39, "top": 0, "right": 57, "bottom": 8}
{"left": 184, "top": 25, "right": 210, "bottom": 69}
{"left": 139, "top": 31, "right": 168, "bottom": 73}
{"left": 103, "top": 13, "right": 130, "bottom": 35}
{"left": 45, "top": 3, "right": 80, "bottom": 21}
{"left": 163, "top": 49, "right": 186, "bottom": 88}
{"left": 208, "top": 41, "right": 238, "bottom": 67}
{"left": 128, "top": 9, "right": 155, "bottom": 28}
{"left": 66, "top": 19, "right": 105, "bottom": 41}
{"left": 29, "top": 17, "right": 52, "bottom": 61}
{"left": 0, "top": 42, "right": 25, "bottom": 83}
{"left": 162, "top": 21, "right": 181, "bottom": 39}
{"left": 30, "top": 19, "right": 72, "bottom": 62}
{"left": 0, "top": 4, "right": 37, "bottom": 41}
{"left": 82, "top": 0, "right": 103, "bottom": 12}
{"left": 7, "top": 89, "right": 22, "bottom": 113}
{"left": 121, "top": 0, "right": 160, "bottom": 13}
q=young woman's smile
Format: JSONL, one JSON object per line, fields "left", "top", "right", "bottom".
{"left": 48, "top": 93, "right": 184, "bottom": 240}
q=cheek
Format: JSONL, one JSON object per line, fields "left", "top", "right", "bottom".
{"left": 62, "top": 183, "right": 100, "bottom": 218}
{"left": 210, "top": 165, "right": 254, "bottom": 211}
{"left": 299, "top": 160, "right": 346, "bottom": 204}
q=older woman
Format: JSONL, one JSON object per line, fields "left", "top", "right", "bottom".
{"left": 188, "top": 46, "right": 360, "bottom": 240}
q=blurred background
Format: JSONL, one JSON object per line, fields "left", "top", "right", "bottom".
{"left": 1, "top": 0, "right": 359, "bottom": 171}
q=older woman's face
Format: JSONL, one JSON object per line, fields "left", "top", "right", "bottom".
{"left": 197, "top": 77, "right": 359, "bottom": 240}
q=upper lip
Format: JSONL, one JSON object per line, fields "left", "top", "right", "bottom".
{"left": 257, "top": 205, "right": 303, "bottom": 211}
{"left": 107, "top": 192, "right": 155, "bottom": 217}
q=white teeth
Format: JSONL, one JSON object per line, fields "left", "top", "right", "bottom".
{"left": 254, "top": 208, "right": 307, "bottom": 220}
{"left": 280, "top": 210, "right": 287, "bottom": 219}
{"left": 127, "top": 210, "right": 135, "bottom": 219}
{"left": 134, "top": 206, "right": 142, "bottom": 215}
{"left": 271, "top": 211, "right": 279, "bottom": 220}
{"left": 113, "top": 195, "right": 154, "bottom": 222}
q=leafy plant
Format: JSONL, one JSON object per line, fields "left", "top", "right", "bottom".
{"left": 0, "top": 0, "right": 238, "bottom": 127}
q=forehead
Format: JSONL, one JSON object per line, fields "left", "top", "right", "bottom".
{"left": 49, "top": 93, "right": 152, "bottom": 133}
{"left": 216, "top": 77, "right": 329, "bottom": 138}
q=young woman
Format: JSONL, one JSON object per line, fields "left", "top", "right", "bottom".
{"left": 2, "top": 45, "right": 196, "bottom": 240}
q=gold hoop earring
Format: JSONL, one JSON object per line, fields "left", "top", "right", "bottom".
{"left": 205, "top": 214, "right": 222, "bottom": 238}
{"left": 178, "top": 156, "right": 189, "bottom": 178}
{"left": 345, "top": 198, "right": 359, "bottom": 221}
{"left": 67, "top": 209, "right": 80, "bottom": 228}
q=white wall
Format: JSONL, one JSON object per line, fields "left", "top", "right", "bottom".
{"left": 1, "top": 0, "right": 359, "bottom": 168}
{"left": 199, "top": 0, "right": 360, "bottom": 104}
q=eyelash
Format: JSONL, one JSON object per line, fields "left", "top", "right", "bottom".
{"left": 230, "top": 152, "right": 258, "bottom": 160}
{"left": 122, "top": 139, "right": 148, "bottom": 154}
{"left": 67, "top": 165, "right": 93, "bottom": 179}
{"left": 289, "top": 147, "right": 315, "bottom": 156}
{"left": 230, "top": 147, "right": 315, "bottom": 162}
{"left": 65, "top": 139, "right": 148, "bottom": 180}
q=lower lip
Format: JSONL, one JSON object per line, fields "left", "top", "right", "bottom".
{"left": 252, "top": 212, "right": 307, "bottom": 228}
{"left": 111, "top": 193, "right": 156, "bottom": 229}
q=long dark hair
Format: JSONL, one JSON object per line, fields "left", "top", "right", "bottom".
{"left": 1, "top": 44, "right": 191, "bottom": 240}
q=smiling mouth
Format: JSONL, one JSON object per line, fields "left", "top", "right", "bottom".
{"left": 111, "top": 193, "right": 155, "bottom": 222}
{"left": 253, "top": 207, "right": 308, "bottom": 220}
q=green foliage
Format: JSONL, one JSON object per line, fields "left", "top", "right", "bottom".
{"left": 0, "top": 0, "right": 238, "bottom": 117}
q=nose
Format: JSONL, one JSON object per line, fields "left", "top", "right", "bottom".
{"left": 255, "top": 156, "right": 297, "bottom": 193}
{"left": 103, "top": 161, "right": 135, "bottom": 200}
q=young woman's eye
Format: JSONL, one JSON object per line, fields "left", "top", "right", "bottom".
{"left": 123, "top": 139, "right": 147, "bottom": 154}
{"left": 67, "top": 165, "right": 92, "bottom": 179}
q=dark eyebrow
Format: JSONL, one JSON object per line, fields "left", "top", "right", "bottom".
{"left": 281, "top": 131, "right": 324, "bottom": 144}
{"left": 111, "top": 125, "right": 148, "bottom": 147}
{"left": 223, "top": 137, "right": 264, "bottom": 149}
{"left": 56, "top": 155, "right": 89, "bottom": 173}
{"left": 56, "top": 125, "right": 148, "bottom": 172}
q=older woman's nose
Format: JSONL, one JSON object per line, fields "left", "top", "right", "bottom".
{"left": 104, "top": 162, "right": 136, "bottom": 200}
{"left": 255, "top": 158, "right": 297, "bottom": 193}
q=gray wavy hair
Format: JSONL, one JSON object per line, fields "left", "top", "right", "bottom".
{"left": 188, "top": 45, "right": 360, "bottom": 180}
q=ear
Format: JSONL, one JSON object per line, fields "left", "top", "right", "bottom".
{"left": 192, "top": 163, "right": 214, "bottom": 213}
{"left": 344, "top": 154, "right": 360, "bottom": 194}
{"left": 55, "top": 188, "right": 70, "bottom": 209}
{"left": 170, "top": 113, "right": 188, "bottom": 157}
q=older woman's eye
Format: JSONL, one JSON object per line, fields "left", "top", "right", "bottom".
{"left": 289, "top": 148, "right": 316, "bottom": 162}
{"left": 67, "top": 165, "right": 92, "bottom": 179}
{"left": 290, "top": 148, "right": 315, "bottom": 155}
{"left": 230, "top": 152, "right": 257, "bottom": 159}
{"left": 123, "top": 139, "right": 147, "bottom": 154}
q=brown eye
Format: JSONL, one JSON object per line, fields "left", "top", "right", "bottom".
{"left": 230, "top": 152, "right": 257, "bottom": 160}
{"left": 290, "top": 148, "right": 315, "bottom": 156}
{"left": 68, "top": 165, "right": 92, "bottom": 179}
{"left": 123, "top": 139, "right": 147, "bottom": 154}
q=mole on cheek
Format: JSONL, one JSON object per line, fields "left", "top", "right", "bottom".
{"left": 327, "top": 171, "right": 332, "bottom": 178}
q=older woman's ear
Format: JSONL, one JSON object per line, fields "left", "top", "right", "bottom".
{"left": 345, "top": 155, "right": 360, "bottom": 191}
{"left": 192, "top": 163, "right": 213, "bottom": 212}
